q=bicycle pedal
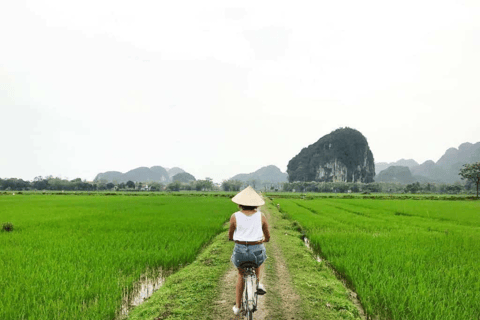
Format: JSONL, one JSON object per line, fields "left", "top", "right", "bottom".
{"left": 257, "top": 288, "right": 266, "bottom": 295}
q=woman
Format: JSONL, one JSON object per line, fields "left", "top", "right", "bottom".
{"left": 228, "top": 186, "right": 270, "bottom": 316}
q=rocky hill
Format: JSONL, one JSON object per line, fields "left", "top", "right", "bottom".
{"left": 95, "top": 166, "right": 189, "bottom": 183}
{"left": 93, "top": 171, "right": 123, "bottom": 182}
{"left": 375, "top": 159, "right": 419, "bottom": 175}
{"left": 172, "top": 172, "right": 196, "bottom": 183}
{"left": 167, "top": 167, "right": 185, "bottom": 179}
{"left": 287, "top": 128, "right": 375, "bottom": 183}
{"left": 374, "top": 166, "right": 416, "bottom": 184}
{"left": 230, "top": 165, "right": 288, "bottom": 184}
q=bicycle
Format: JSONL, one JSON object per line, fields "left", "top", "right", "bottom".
{"left": 238, "top": 261, "right": 259, "bottom": 320}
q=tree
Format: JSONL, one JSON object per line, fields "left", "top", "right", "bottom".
{"left": 405, "top": 182, "right": 421, "bottom": 194}
{"left": 221, "top": 180, "right": 243, "bottom": 192}
{"left": 195, "top": 178, "right": 214, "bottom": 191}
{"left": 167, "top": 181, "right": 182, "bottom": 191}
{"left": 247, "top": 179, "right": 258, "bottom": 189}
{"left": 363, "top": 183, "right": 382, "bottom": 193}
{"left": 126, "top": 180, "right": 135, "bottom": 189}
{"left": 33, "top": 178, "right": 48, "bottom": 190}
{"left": 106, "top": 183, "right": 115, "bottom": 190}
{"left": 149, "top": 182, "right": 164, "bottom": 191}
{"left": 459, "top": 162, "right": 480, "bottom": 198}
{"left": 445, "top": 184, "right": 462, "bottom": 194}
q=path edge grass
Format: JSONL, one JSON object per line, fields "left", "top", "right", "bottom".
{"left": 127, "top": 225, "right": 234, "bottom": 320}
{"left": 261, "top": 236, "right": 287, "bottom": 319}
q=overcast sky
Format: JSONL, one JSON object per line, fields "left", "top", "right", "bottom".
{"left": 1, "top": 0, "right": 479, "bottom": 182}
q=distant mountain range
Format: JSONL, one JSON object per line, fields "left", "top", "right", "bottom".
{"left": 93, "top": 141, "right": 479, "bottom": 185}
{"left": 375, "top": 159, "right": 419, "bottom": 175}
{"left": 375, "top": 142, "right": 480, "bottom": 184}
{"left": 229, "top": 165, "right": 288, "bottom": 184}
{"left": 94, "top": 166, "right": 190, "bottom": 183}
{"left": 375, "top": 166, "right": 432, "bottom": 184}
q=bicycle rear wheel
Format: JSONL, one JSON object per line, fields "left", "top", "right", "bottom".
{"left": 245, "top": 274, "right": 256, "bottom": 312}
{"left": 243, "top": 273, "right": 257, "bottom": 319}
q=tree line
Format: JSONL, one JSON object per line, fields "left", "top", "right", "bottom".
{"left": 0, "top": 176, "right": 216, "bottom": 192}
{"left": 0, "top": 176, "right": 274, "bottom": 193}
{"left": 1, "top": 162, "right": 478, "bottom": 197}
{"left": 281, "top": 181, "right": 475, "bottom": 195}
{"left": 0, "top": 177, "right": 471, "bottom": 195}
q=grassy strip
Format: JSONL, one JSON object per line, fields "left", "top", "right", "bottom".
{"left": 127, "top": 226, "right": 234, "bottom": 320}
{"left": 264, "top": 199, "right": 362, "bottom": 320}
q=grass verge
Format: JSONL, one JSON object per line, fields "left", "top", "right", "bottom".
{"left": 127, "top": 226, "right": 234, "bottom": 320}
{"left": 264, "top": 199, "right": 363, "bottom": 320}
{"left": 261, "top": 241, "right": 285, "bottom": 319}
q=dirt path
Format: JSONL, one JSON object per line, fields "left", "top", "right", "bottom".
{"left": 267, "top": 236, "right": 302, "bottom": 319}
{"left": 212, "top": 208, "right": 302, "bottom": 320}
{"left": 212, "top": 263, "right": 269, "bottom": 320}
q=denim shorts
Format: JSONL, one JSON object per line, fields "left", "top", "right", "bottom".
{"left": 231, "top": 243, "right": 267, "bottom": 268}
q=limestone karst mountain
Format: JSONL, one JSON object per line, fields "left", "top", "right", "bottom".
{"left": 93, "top": 171, "right": 123, "bottom": 183}
{"left": 287, "top": 128, "right": 375, "bottom": 183}
{"left": 150, "top": 166, "right": 170, "bottom": 180}
{"left": 167, "top": 167, "right": 185, "bottom": 179}
{"left": 229, "top": 165, "right": 288, "bottom": 184}
{"left": 375, "top": 159, "right": 419, "bottom": 175}
{"left": 374, "top": 166, "right": 416, "bottom": 184}
{"left": 94, "top": 166, "right": 190, "bottom": 183}
{"left": 172, "top": 172, "right": 196, "bottom": 183}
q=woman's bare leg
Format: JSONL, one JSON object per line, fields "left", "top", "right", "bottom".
{"left": 255, "top": 265, "right": 263, "bottom": 283}
{"left": 235, "top": 269, "right": 244, "bottom": 308}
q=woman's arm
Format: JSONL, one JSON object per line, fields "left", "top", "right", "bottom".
{"left": 261, "top": 213, "right": 271, "bottom": 242}
{"left": 228, "top": 213, "right": 236, "bottom": 241}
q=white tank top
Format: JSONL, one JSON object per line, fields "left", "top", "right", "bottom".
{"left": 233, "top": 211, "right": 263, "bottom": 242}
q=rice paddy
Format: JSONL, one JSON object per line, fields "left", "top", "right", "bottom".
{"left": 275, "top": 198, "right": 480, "bottom": 320}
{"left": 3, "top": 192, "right": 479, "bottom": 320}
{"left": 0, "top": 194, "right": 236, "bottom": 319}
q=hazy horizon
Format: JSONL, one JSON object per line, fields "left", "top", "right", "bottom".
{"left": 2, "top": 136, "right": 478, "bottom": 183}
{"left": 2, "top": 1, "right": 479, "bottom": 183}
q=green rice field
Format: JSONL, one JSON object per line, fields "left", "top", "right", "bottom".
{"left": 0, "top": 194, "right": 235, "bottom": 319}
{"left": 275, "top": 198, "right": 480, "bottom": 320}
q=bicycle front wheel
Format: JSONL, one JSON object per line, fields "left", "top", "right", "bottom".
{"left": 246, "top": 310, "right": 253, "bottom": 320}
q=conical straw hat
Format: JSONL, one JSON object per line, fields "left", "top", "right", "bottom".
{"left": 231, "top": 186, "right": 265, "bottom": 206}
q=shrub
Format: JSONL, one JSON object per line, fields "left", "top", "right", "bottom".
{"left": 2, "top": 222, "right": 14, "bottom": 232}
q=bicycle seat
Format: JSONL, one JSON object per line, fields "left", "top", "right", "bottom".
{"left": 239, "top": 261, "right": 258, "bottom": 269}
